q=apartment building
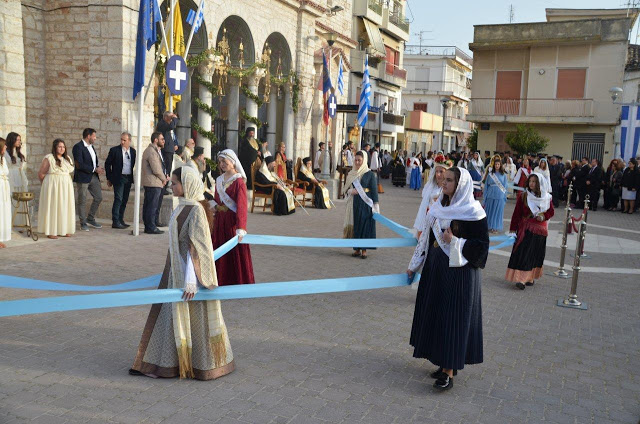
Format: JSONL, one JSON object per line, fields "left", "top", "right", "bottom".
{"left": 402, "top": 46, "right": 473, "bottom": 153}
{"left": 467, "top": 8, "right": 637, "bottom": 163}
{"left": 348, "top": 0, "right": 410, "bottom": 152}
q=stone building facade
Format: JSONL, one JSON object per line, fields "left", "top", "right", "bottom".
{"left": 0, "top": 0, "right": 355, "bottom": 204}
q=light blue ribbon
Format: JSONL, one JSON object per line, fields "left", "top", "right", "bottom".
{"left": 373, "top": 213, "right": 414, "bottom": 238}
{"left": 0, "top": 274, "right": 414, "bottom": 318}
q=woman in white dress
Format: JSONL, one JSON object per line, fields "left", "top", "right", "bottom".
{"left": 5, "top": 132, "right": 29, "bottom": 227}
{"left": 0, "top": 138, "right": 11, "bottom": 248}
{"left": 37, "top": 139, "right": 76, "bottom": 239}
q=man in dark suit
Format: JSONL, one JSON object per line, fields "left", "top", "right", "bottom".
{"left": 573, "top": 156, "right": 590, "bottom": 209}
{"left": 155, "top": 111, "right": 178, "bottom": 194}
{"left": 586, "top": 158, "right": 603, "bottom": 211}
{"left": 73, "top": 128, "right": 104, "bottom": 231}
{"left": 105, "top": 132, "right": 136, "bottom": 229}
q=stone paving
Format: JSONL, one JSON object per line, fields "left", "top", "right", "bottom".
{"left": 1, "top": 179, "right": 639, "bottom": 424}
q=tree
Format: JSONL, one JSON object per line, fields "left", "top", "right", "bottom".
{"left": 505, "top": 124, "right": 549, "bottom": 156}
{"left": 466, "top": 127, "right": 478, "bottom": 152}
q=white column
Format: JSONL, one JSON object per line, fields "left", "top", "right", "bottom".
{"left": 227, "top": 76, "right": 240, "bottom": 153}
{"left": 267, "top": 91, "right": 277, "bottom": 154}
{"left": 176, "top": 69, "right": 192, "bottom": 145}
{"left": 283, "top": 83, "right": 294, "bottom": 158}
{"left": 196, "top": 64, "right": 214, "bottom": 157}
{"left": 244, "top": 69, "right": 265, "bottom": 131}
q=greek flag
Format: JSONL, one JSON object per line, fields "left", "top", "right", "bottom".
{"left": 620, "top": 105, "right": 640, "bottom": 161}
{"left": 357, "top": 54, "right": 371, "bottom": 127}
{"left": 186, "top": 0, "right": 205, "bottom": 33}
{"left": 337, "top": 56, "right": 344, "bottom": 96}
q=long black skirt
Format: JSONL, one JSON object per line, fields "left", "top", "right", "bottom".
{"left": 273, "top": 190, "right": 294, "bottom": 216}
{"left": 410, "top": 245, "right": 483, "bottom": 370}
{"left": 505, "top": 231, "right": 546, "bottom": 282}
{"left": 313, "top": 186, "right": 329, "bottom": 209}
{"left": 392, "top": 166, "right": 406, "bottom": 187}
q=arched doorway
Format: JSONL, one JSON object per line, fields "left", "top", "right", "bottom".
{"left": 216, "top": 16, "right": 255, "bottom": 68}
{"left": 260, "top": 33, "right": 293, "bottom": 146}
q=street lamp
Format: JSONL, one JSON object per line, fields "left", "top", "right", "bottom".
{"left": 378, "top": 102, "right": 387, "bottom": 148}
{"left": 609, "top": 86, "right": 623, "bottom": 103}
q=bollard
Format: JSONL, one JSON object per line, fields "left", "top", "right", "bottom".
{"left": 557, "top": 220, "right": 588, "bottom": 310}
{"left": 553, "top": 183, "right": 572, "bottom": 278}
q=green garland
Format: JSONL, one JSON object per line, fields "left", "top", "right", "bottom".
{"left": 186, "top": 48, "right": 219, "bottom": 68}
{"left": 205, "top": 157, "right": 217, "bottom": 171}
{"left": 228, "top": 61, "right": 267, "bottom": 79}
{"left": 194, "top": 74, "right": 219, "bottom": 97}
{"left": 241, "top": 109, "right": 266, "bottom": 128}
{"left": 193, "top": 97, "right": 218, "bottom": 118}
{"left": 240, "top": 86, "right": 264, "bottom": 107}
{"left": 191, "top": 120, "right": 217, "bottom": 144}
{"left": 268, "top": 71, "right": 300, "bottom": 113}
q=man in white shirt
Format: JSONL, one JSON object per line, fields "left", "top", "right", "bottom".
{"left": 314, "top": 142, "right": 325, "bottom": 173}
{"left": 370, "top": 143, "right": 381, "bottom": 185}
{"left": 72, "top": 128, "right": 105, "bottom": 231}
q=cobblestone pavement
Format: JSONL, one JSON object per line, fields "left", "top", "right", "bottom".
{"left": 1, "top": 179, "right": 639, "bottom": 424}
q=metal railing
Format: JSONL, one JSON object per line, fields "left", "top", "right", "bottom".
{"left": 367, "top": 0, "right": 382, "bottom": 15}
{"left": 404, "top": 45, "right": 473, "bottom": 64}
{"left": 383, "top": 113, "right": 405, "bottom": 126}
{"left": 406, "top": 80, "right": 470, "bottom": 98}
{"left": 446, "top": 117, "right": 472, "bottom": 131}
{"left": 388, "top": 12, "right": 409, "bottom": 32}
{"left": 384, "top": 61, "right": 407, "bottom": 80}
{"left": 469, "top": 98, "right": 595, "bottom": 117}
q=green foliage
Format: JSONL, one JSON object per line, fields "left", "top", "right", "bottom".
{"left": 194, "top": 74, "right": 219, "bottom": 97}
{"left": 241, "top": 86, "right": 264, "bottom": 107}
{"left": 505, "top": 124, "right": 549, "bottom": 156}
{"left": 193, "top": 97, "right": 218, "bottom": 118}
{"left": 191, "top": 121, "right": 217, "bottom": 145}
{"left": 467, "top": 127, "right": 478, "bottom": 152}
{"left": 241, "top": 109, "right": 266, "bottom": 128}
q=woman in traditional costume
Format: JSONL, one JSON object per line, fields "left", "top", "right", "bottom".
{"left": 211, "top": 149, "right": 255, "bottom": 285}
{"left": 343, "top": 151, "right": 379, "bottom": 259}
{"left": 467, "top": 152, "right": 484, "bottom": 199}
{"left": 407, "top": 167, "right": 488, "bottom": 391}
{"left": 130, "top": 166, "right": 234, "bottom": 380}
{"left": 534, "top": 157, "right": 552, "bottom": 192}
{"left": 422, "top": 151, "right": 434, "bottom": 187}
{"left": 506, "top": 173, "right": 554, "bottom": 290}
{"left": 504, "top": 157, "right": 517, "bottom": 198}
{"left": 513, "top": 158, "right": 532, "bottom": 189}
{"left": 0, "top": 138, "right": 11, "bottom": 248}
{"left": 297, "top": 157, "right": 331, "bottom": 209}
{"left": 392, "top": 157, "right": 406, "bottom": 187}
{"left": 37, "top": 139, "right": 76, "bottom": 239}
{"left": 275, "top": 142, "right": 288, "bottom": 180}
{"left": 255, "top": 156, "right": 296, "bottom": 215}
{"left": 483, "top": 155, "right": 508, "bottom": 233}
{"left": 5, "top": 132, "right": 28, "bottom": 227}
{"left": 622, "top": 158, "right": 639, "bottom": 214}
{"left": 410, "top": 154, "right": 423, "bottom": 190}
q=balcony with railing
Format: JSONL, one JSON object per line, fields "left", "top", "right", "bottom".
{"left": 405, "top": 80, "right": 471, "bottom": 100}
{"left": 353, "top": 0, "right": 384, "bottom": 25}
{"left": 381, "top": 61, "right": 407, "bottom": 87}
{"left": 381, "top": 1, "right": 410, "bottom": 41}
{"left": 445, "top": 117, "right": 473, "bottom": 133}
{"left": 381, "top": 112, "right": 405, "bottom": 133}
{"left": 467, "top": 98, "right": 595, "bottom": 123}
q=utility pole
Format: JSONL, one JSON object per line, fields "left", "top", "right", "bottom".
{"left": 508, "top": 4, "right": 515, "bottom": 23}
{"left": 412, "top": 30, "right": 432, "bottom": 54}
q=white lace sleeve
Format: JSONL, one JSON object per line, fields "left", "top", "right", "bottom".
{"left": 449, "top": 236, "right": 468, "bottom": 268}
{"left": 184, "top": 251, "right": 198, "bottom": 293}
{"left": 236, "top": 229, "right": 247, "bottom": 237}
{"left": 408, "top": 229, "right": 430, "bottom": 272}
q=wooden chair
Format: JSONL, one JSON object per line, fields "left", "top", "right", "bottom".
{"left": 250, "top": 159, "right": 276, "bottom": 213}
{"left": 291, "top": 158, "right": 309, "bottom": 207}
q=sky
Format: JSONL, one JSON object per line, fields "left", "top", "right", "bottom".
{"left": 405, "top": 0, "right": 639, "bottom": 54}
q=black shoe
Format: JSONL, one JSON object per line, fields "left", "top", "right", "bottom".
{"left": 112, "top": 222, "right": 127, "bottom": 229}
{"left": 161, "top": 189, "right": 171, "bottom": 196}
{"left": 430, "top": 367, "right": 457, "bottom": 379}
{"left": 144, "top": 228, "right": 164, "bottom": 234}
{"left": 516, "top": 282, "right": 526, "bottom": 290}
{"left": 80, "top": 224, "right": 90, "bottom": 232}
{"left": 120, "top": 221, "right": 130, "bottom": 228}
{"left": 433, "top": 375, "right": 453, "bottom": 390}
{"left": 525, "top": 281, "right": 535, "bottom": 286}
{"left": 128, "top": 368, "right": 144, "bottom": 376}
{"left": 86, "top": 219, "right": 102, "bottom": 229}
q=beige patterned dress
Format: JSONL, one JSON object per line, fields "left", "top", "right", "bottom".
{"left": 131, "top": 200, "right": 234, "bottom": 380}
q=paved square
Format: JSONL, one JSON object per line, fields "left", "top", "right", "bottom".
{"left": 1, "top": 179, "right": 639, "bottom": 423}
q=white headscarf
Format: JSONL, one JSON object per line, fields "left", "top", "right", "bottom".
{"left": 427, "top": 167, "right": 486, "bottom": 225}
{"left": 178, "top": 165, "right": 206, "bottom": 204}
{"left": 217, "top": 149, "right": 246, "bottom": 180}
{"left": 534, "top": 158, "right": 551, "bottom": 192}
{"left": 342, "top": 151, "right": 370, "bottom": 197}
{"left": 525, "top": 172, "right": 552, "bottom": 215}
{"left": 413, "top": 163, "right": 447, "bottom": 231}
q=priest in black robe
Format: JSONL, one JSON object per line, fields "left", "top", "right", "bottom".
{"left": 254, "top": 156, "right": 295, "bottom": 216}
{"left": 238, "top": 127, "right": 260, "bottom": 188}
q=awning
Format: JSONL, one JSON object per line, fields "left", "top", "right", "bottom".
{"left": 362, "top": 18, "right": 386, "bottom": 58}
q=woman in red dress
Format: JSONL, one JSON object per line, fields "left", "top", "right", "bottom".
{"left": 212, "top": 149, "right": 255, "bottom": 285}
{"left": 275, "top": 142, "right": 287, "bottom": 180}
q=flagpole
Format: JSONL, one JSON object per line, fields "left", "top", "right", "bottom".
{"left": 184, "top": 0, "right": 203, "bottom": 60}
{"left": 133, "top": 91, "right": 144, "bottom": 236}
{"left": 168, "top": 0, "right": 177, "bottom": 113}
{"left": 143, "top": 4, "right": 172, "bottom": 102}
